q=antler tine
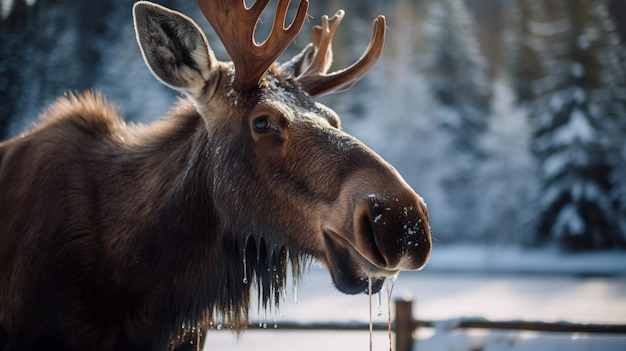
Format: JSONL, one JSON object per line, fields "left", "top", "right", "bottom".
{"left": 305, "top": 11, "right": 344, "bottom": 77}
{"left": 296, "top": 14, "right": 386, "bottom": 98}
{"left": 197, "top": 0, "right": 309, "bottom": 92}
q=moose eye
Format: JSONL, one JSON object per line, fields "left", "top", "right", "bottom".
{"left": 253, "top": 117, "right": 277, "bottom": 133}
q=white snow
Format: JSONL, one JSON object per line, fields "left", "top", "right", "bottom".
{"left": 0, "top": 0, "right": 33, "bottom": 19}
{"left": 202, "top": 245, "right": 626, "bottom": 351}
{"left": 542, "top": 152, "right": 570, "bottom": 178}
{"left": 424, "top": 244, "right": 626, "bottom": 276}
{"left": 571, "top": 62, "right": 585, "bottom": 78}
{"left": 420, "top": 330, "right": 625, "bottom": 351}
{"left": 528, "top": 18, "right": 572, "bottom": 37}
{"left": 553, "top": 203, "right": 585, "bottom": 237}
{"left": 374, "top": 214, "right": 383, "bottom": 224}
{"left": 552, "top": 106, "right": 595, "bottom": 145}
{"left": 0, "top": 0, "right": 13, "bottom": 19}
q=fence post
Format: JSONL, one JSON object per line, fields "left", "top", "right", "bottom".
{"left": 395, "top": 299, "right": 414, "bottom": 351}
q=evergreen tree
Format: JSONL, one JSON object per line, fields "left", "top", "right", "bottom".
{"left": 427, "top": 0, "right": 491, "bottom": 152}
{"left": 424, "top": 0, "right": 492, "bottom": 241}
{"left": 0, "top": 0, "right": 116, "bottom": 137}
{"left": 1, "top": 0, "right": 36, "bottom": 139}
{"left": 516, "top": 0, "right": 625, "bottom": 250}
{"left": 599, "top": 2, "right": 626, "bottom": 242}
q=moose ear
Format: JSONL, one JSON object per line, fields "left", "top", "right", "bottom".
{"left": 280, "top": 43, "right": 318, "bottom": 78}
{"left": 133, "top": 1, "right": 216, "bottom": 96}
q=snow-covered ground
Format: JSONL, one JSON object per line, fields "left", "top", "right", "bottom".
{"left": 202, "top": 245, "right": 626, "bottom": 350}
{"left": 423, "top": 243, "right": 626, "bottom": 276}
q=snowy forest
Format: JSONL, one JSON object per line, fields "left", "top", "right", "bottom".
{"left": 1, "top": 0, "right": 626, "bottom": 252}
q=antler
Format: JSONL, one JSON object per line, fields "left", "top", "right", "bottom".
{"left": 294, "top": 11, "right": 386, "bottom": 98}
{"left": 197, "top": 0, "right": 309, "bottom": 92}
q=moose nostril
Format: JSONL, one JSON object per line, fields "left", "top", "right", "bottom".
{"left": 357, "top": 207, "right": 387, "bottom": 267}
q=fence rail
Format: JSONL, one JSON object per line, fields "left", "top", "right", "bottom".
{"left": 245, "top": 321, "right": 390, "bottom": 331}
{"left": 393, "top": 299, "right": 626, "bottom": 351}
{"left": 232, "top": 299, "right": 626, "bottom": 351}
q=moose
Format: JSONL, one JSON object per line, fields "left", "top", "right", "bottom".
{"left": 0, "top": 0, "right": 431, "bottom": 350}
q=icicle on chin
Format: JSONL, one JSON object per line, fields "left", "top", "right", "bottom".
{"left": 367, "top": 274, "right": 398, "bottom": 351}
{"left": 242, "top": 247, "right": 248, "bottom": 284}
{"left": 368, "top": 276, "right": 374, "bottom": 351}
{"left": 293, "top": 278, "right": 299, "bottom": 305}
{"left": 385, "top": 275, "right": 397, "bottom": 351}
{"left": 377, "top": 289, "right": 383, "bottom": 317}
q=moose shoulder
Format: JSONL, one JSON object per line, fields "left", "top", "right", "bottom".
{"left": 0, "top": 1, "right": 431, "bottom": 350}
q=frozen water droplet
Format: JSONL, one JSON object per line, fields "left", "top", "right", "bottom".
{"left": 374, "top": 214, "right": 383, "bottom": 223}
{"left": 293, "top": 280, "right": 299, "bottom": 305}
{"left": 376, "top": 291, "right": 383, "bottom": 317}
{"left": 242, "top": 247, "right": 248, "bottom": 284}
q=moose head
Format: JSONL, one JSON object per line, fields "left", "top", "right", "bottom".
{"left": 132, "top": 0, "right": 431, "bottom": 297}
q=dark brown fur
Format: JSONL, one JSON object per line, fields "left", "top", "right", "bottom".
{"left": 0, "top": 2, "right": 431, "bottom": 351}
{"left": 0, "top": 91, "right": 308, "bottom": 349}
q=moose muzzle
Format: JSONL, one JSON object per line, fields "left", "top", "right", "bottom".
{"left": 322, "top": 168, "right": 431, "bottom": 294}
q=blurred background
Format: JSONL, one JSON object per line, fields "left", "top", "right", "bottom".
{"left": 2, "top": 0, "right": 626, "bottom": 349}
{"left": 2, "top": 0, "right": 626, "bottom": 252}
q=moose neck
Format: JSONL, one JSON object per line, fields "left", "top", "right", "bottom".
{"left": 101, "top": 99, "right": 299, "bottom": 337}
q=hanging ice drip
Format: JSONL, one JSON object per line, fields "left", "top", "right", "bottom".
{"left": 385, "top": 276, "right": 397, "bottom": 351}
{"left": 242, "top": 247, "right": 248, "bottom": 285}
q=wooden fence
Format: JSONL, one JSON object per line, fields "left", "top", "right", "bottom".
{"left": 239, "top": 298, "right": 626, "bottom": 351}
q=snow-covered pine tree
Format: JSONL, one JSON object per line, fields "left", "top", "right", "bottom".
{"left": 0, "top": 0, "right": 118, "bottom": 137}
{"left": 427, "top": 0, "right": 491, "bottom": 152}
{"left": 598, "top": 1, "right": 626, "bottom": 245}
{"left": 423, "top": 0, "right": 492, "bottom": 241}
{"left": 517, "top": 0, "right": 625, "bottom": 250}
